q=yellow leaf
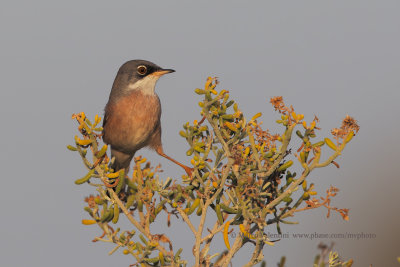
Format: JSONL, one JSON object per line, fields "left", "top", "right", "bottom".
{"left": 264, "top": 240, "right": 275, "bottom": 246}
{"left": 344, "top": 131, "right": 354, "bottom": 143}
{"left": 188, "top": 198, "right": 200, "bottom": 215}
{"left": 233, "top": 103, "right": 238, "bottom": 112}
{"left": 223, "top": 220, "right": 232, "bottom": 250}
{"left": 106, "top": 171, "right": 120, "bottom": 178}
{"left": 302, "top": 180, "right": 307, "bottom": 190}
{"left": 324, "top": 138, "right": 337, "bottom": 151}
{"left": 243, "top": 147, "right": 250, "bottom": 158}
{"left": 277, "top": 160, "right": 293, "bottom": 172}
{"left": 224, "top": 121, "right": 238, "bottom": 132}
{"left": 96, "top": 144, "right": 108, "bottom": 158}
{"left": 67, "top": 145, "right": 77, "bottom": 151}
{"left": 81, "top": 219, "right": 96, "bottom": 225}
{"left": 159, "top": 252, "right": 165, "bottom": 265}
{"left": 94, "top": 114, "right": 101, "bottom": 125}
{"left": 219, "top": 89, "right": 227, "bottom": 95}
{"left": 310, "top": 121, "right": 316, "bottom": 130}
{"left": 75, "top": 136, "right": 93, "bottom": 146}
{"left": 239, "top": 224, "right": 246, "bottom": 235}
{"left": 75, "top": 169, "right": 95, "bottom": 185}
{"left": 251, "top": 112, "right": 262, "bottom": 121}
{"left": 138, "top": 157, "right": 147, "bottom": 164}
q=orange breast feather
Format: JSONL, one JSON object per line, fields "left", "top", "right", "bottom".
{"left": 104, "top": 90, "right": 161, "bottom": 153}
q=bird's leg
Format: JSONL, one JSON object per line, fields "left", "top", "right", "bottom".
{"left": 156, "top": 147, "right": 193, "bottom": 176}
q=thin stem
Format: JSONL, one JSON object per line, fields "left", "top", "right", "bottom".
{"left": 108, "top": 244, "right": 121, "bottom": 255}
{"left": 247, "top": 126, "right": 262, "bottom": 170}
{"left": 177, "top": 207, "right": 197, "bottom": 235}
{"left": 243, "top": 232, "right": 264, "bottom": 267}
{"left": 204, "top": 107, "right": 231, "bottom": 157}
{"left": 107, "top": 189, "right": 170, "bottom": 257}
{"left": 263, "top": 124, "right": 295, "bottom": 177}
{"left": 194, "top": 198, "right": 208, "bottom": 265}
{"left": 200, "top": 198, "right": 232, "bottom": 257}
{"left": 263, "top": 168, "right": 310, "bottom": 217}
{"left": 194, "top": 160, "right": 233, "bottom": 264}
{"left": 221, "top": 228, "right": 244, "bottom": 267}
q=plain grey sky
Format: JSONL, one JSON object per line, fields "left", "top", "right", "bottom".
{"left": 1, "top": 1, "right": 399, "bottom": 266}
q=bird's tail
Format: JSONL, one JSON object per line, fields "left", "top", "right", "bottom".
{"left": 110, "top": 148, "right": 134, "bottom": 173}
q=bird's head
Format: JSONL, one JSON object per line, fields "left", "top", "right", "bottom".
{"left": 111, "top": 59, "right": 175, "bottom": 96}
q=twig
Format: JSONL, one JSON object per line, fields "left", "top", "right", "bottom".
{"left": 177, "top": 207, "right": 197, "bottom": 235}
{"left": 221, "top": 226, "right": 244, "bottom": 267}
{"left": 246, "top": 126, "right": 262, "bottom": 170}
{"left": 243, "top": 230, "right": 264, "bottom": 267}
{"left": 263, "top": 124, "right": 295, "bottom": 177}
{"left": 107, "top": 188, "right": 170, "bottom": 258}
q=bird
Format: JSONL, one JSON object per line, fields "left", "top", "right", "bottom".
{"left": 102, "top": 60, "right": 193, "bottom": 176}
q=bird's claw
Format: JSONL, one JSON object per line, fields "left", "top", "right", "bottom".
{"left": 183, "top": 166, "right": 194, "bottom": 177}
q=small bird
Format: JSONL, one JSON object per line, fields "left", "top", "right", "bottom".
{"left": 102, "top": 59, "right": 192, "bottom": 175}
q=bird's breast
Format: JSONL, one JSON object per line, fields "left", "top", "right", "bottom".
{"left": 103, "top": 90, "right": 161, "bottom": 153}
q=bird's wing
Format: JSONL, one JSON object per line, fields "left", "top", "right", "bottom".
{"left": 102, "top": 105, "right": 110, "bottom": 142}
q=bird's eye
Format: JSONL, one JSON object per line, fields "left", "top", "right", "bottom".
{"left": 137, "top": 65, "right": 147, "bottom": 75}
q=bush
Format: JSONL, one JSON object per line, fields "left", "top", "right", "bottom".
{"left": 68, "top": 77, "right": 358, "bottom": 266}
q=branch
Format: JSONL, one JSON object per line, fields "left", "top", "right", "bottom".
{"left": 247, "top": 126, "right": 262, "bottom": 170}
{"left": 107, "top": 189, "right": 170, "bottom": 258}
{"left": 243, "top": 231, "right": 264, "bottom": 267}
{"left": 194, "top": 158, "right": 233, "bottom": 264}
{"left": 176, "top": 207, "right": 197, "bottom": 236}
{"left": 263, "top": 167, "right": 310, "bottom": 217}
{"left": 194, "top": 198, "right": 208, "bottom": 265}
{"left": 221, "top": 226, "right": 244, "bottom": 267}
{"left": 262, "top": 124, "right": 295, "bottom": 177}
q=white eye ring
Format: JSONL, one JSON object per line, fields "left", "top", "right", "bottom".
{"left": 137, "top": 65, "right": 147, "bottom": 75}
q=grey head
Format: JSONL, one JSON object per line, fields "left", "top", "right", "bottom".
{"left": 109, "top": 59, "right": 175, "bottom": 99}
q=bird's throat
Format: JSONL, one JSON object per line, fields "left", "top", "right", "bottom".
{"left": 128, "top": 74, "right": 161, "bottom": 95}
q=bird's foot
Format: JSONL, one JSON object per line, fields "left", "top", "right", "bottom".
{"left": 183, "top": 165, "right": 194, "bottom": 177}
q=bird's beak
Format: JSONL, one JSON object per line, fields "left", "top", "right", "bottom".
{"left": 152, "top": 69, "right": 175, "bottom": 77}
